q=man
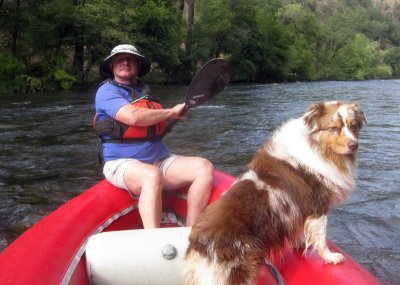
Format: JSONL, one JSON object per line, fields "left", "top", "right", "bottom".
{"left": 95, "top": 44, "right": 213, "bottom": 228}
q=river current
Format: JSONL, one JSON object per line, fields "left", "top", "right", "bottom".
{"left": 0, "top": 80, "right": 399, "bottom": 284}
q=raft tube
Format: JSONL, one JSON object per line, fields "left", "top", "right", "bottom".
{"left": 0, "top": 170, "right": 381, "bottom": 285}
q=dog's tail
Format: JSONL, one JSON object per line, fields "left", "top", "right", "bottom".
{"left": 182, "top": 250, "right": 230, "bottom": 285}
{"left": 183, "top": 251, "right": 287, "bottom": 285}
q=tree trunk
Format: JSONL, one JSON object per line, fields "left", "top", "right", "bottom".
{"left": 72, "top": 0, "right": 85, "bottom": 82}
{"left": 11, "top": 0, "right": 20, "bottom": 54}
{"left": 182, "top": 0, "right": 195, "bottom": 80}
{"left": 73, "top": 28, "right": 84, "bottom": 81}
{"left": 186, "top": 0, "right": 194, "bottom": 55}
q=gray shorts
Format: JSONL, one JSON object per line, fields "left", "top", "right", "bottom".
{"left": 103, "top": 155, "right": 179, "bottom": 191}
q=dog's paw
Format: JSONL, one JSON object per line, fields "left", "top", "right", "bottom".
{"left": 323, "top": 252, "right": 345, "bottom": 264}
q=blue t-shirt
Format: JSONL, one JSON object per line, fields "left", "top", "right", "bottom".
{"left": 95, "top": 81, "right": 170, "bottom": 163}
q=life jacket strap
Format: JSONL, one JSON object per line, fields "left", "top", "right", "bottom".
{"left": 101, "top": 136, "right": 163, "bottom": 144}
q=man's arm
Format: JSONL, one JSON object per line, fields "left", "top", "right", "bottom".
{"left": 115, "top": 103, "right": 186, "bottom": 126}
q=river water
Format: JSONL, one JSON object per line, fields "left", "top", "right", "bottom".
{"left": 0, "top": 81, "right": 399, "bottom": 284}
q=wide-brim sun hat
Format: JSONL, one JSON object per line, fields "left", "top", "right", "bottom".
{"left": 99, "top": 44, "right": 151, "bottom": 79}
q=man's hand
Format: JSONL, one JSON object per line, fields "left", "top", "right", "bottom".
{"left": 169, "top": 103, "right": 187, "bottom": 120}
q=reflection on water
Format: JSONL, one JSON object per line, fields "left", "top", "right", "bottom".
{"left": 1, "top": 81, "right": 399, "bottom": 284}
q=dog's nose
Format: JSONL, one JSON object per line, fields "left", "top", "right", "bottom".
{"left": 348, "top": 140, "right": 358, "bottom": 151}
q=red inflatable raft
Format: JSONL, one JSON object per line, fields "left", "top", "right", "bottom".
{"left": 0, "top": 170, "right": 381, "bottom": 285}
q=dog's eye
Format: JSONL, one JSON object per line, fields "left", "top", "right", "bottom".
{"left": 329, "top": 127, "right": 339, "bottom": 133}
{"left": 350, "top": 124, "right": 358, "bottom": 132}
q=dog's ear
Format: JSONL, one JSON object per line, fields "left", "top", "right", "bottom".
{"left": 304, "top": 102, "right": 325, "bottom": 129}
{"left": 350, "top": 102, "right": 367, "bottom": 126}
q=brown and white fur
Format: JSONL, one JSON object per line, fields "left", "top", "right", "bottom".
{"left": 183, "top": 101, "right": 367, "bottom": 285}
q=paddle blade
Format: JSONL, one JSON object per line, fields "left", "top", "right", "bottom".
{"left": 185, "top": 58, "right": 231, "bottom": 109}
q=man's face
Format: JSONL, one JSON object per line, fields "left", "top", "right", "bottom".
{"left": 110, "top": 53, "right": 139, "bottom": 82}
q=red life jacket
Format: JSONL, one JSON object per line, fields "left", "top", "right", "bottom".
{"left": 120, "top": 96, "right": 167, "bottom": 140}
{"left": 94, "top": 86, "right": 168, "bottom": 142}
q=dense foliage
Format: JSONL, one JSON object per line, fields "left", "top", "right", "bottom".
{"left": 1, "top": 0, "right": 400, "bottom": 93}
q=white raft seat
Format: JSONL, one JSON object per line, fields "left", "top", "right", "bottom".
{"left": 85, "top": 227, "right": 191, "bottom": 285}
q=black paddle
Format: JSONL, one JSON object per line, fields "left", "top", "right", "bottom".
{"left": 163, "top": 58, "right": 231, "bottom": 136}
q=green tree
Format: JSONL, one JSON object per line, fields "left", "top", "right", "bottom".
{"left": 194, "top": 0, "right": 293, "bottom": 82}
{"left": 80, "top": 0, "right": 182, "bottom": 83}
{"left": 237, "top": 6, "right": 291, "bottom": 82}
{"left": 2, "top": 0, "right": 400, "bottom": 93}
{"left": 193, "top": 0, "right": 234, "bottom": 59}
{"left": 384, "top": 47, "right": 400, "bottom": 78}
{"left": 133, "top": 0, "right": 183, "bottom": 82}
{"left": 23, "top": 0, "right": 78, "bottom": 90}
{"left": 332, "top": 34, "right": 383, "bottom": 80}
{"left": 276, "top": 2, "right": 324, "bottom": 81}
{"left": 79, "top": 0, "right": 139, "bottom": 81}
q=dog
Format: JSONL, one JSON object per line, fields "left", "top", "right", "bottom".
{"left": 182, "top": 101, "right": 367, "bottom": 285}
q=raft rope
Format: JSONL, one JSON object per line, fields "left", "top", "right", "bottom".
{"left": 61, "top": 204, "right": 138, "bottom": 285}
{"left": 264, "top": 258, "right": 287, "bottom": 285}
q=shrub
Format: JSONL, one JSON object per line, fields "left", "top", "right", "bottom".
{"left": 54, "top": 69, "right": 78, "bottom": 90}
{"left": 0, "top": 52, "right": 27, "bottom": 94}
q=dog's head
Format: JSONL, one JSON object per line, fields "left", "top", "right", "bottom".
{"left": 304, "top": 101, "right": 367, "bottom": 156}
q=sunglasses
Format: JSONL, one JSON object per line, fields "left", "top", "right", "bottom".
{"left": 112, "top": 56, "right": 138, "bottom": 64}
